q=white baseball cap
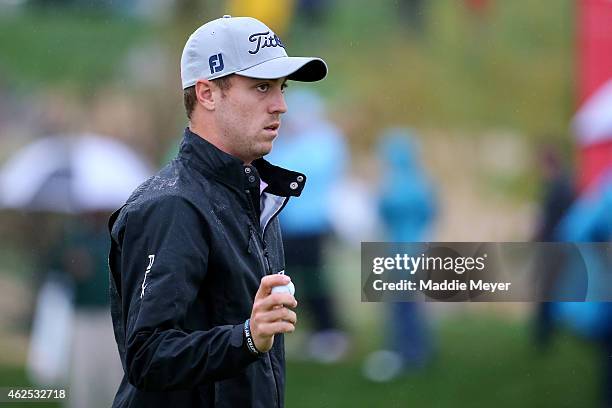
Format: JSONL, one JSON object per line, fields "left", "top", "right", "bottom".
{"left": 180, "top": 15, "right": 328, "bottom": 89}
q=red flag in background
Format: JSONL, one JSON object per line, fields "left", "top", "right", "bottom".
{"left": 574, "top": 0, "right": 612, "bottom": 191}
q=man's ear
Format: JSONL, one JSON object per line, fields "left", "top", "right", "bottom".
{"left": 195, "top": 80, "right": 215, "bottom": 111}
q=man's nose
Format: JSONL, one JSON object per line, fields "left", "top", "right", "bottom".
{"left": 269, "top": 90, "right": 287, "bottom": 115}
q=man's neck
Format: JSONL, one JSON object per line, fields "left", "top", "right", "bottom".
{"left": 188, "top": 123, "right": 252, "bottom": 164}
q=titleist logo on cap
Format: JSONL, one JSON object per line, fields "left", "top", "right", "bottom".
{"left": 248, "top": 31, "right": 285, "bottom": 55}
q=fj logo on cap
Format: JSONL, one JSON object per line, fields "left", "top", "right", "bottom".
{"left": 248, "top": 31, "right": 284, "bottom": 55}
{"left": 209, "top": 53, "right": 224, "bottom": 74}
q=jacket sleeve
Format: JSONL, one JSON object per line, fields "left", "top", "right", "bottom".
{"left": 114, "top": 195, "right": 260, "bottom": 391}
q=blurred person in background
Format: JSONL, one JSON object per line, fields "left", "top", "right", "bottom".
{"left": 47, "top": 213, "right": 123, "bottom": 408}
{"left": 531, "top": 144, "right": 575, "bottom": 351}
{"left": 0, "top": 133, "right": 151, "bottom": 404}
{"left": 363, "top": 128, "right": 437, "bottom": 382}
{"left": 556, "top": 169, "right": 612, "bottom": 408}
{"left": 533, "top": 145, "right": 575, "bottom": 243}
{"left": 266, "top": 89, "right": 350, "bottom": 363}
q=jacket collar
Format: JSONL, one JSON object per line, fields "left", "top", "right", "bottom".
{"left": 178, "top": 128, "right": 306, "bottom": 197}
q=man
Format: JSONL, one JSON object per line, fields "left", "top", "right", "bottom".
{"left": 107, "top": 15, "right": 327, "bottom": 407}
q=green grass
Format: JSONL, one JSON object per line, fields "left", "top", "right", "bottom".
{"left": 0, "top": 9, "right": 151, "bottom": 91}
{"left": 286, "top": 316, "right": 599, "bottom": 407}
{"left": 0, "top": 316, "right": 598, "bottom": 407}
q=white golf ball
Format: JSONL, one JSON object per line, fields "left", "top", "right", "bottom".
{"left": 271, "top": 281, "right": 295, "bottom": 296}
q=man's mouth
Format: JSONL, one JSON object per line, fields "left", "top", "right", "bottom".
{"left": 264, "top": 122, "right": 280, "bottom": 132}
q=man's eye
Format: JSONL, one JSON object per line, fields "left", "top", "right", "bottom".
{"left": 281, "top": 83, "right": 288, "bottom": 93}
{"left": 256, "top": 83, "right": 270, "bottom": 92}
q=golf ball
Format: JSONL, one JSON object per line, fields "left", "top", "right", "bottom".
{"left": 271, "top": 281, "right": 295, "bottom": 296}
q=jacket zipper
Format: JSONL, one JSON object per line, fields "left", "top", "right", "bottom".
{"left": 244, "top": 189, "right": 260, "bottom": 233}
{"left": 249, "top": 225, "right": 269, "bottom": 276}
{"left": 245, "top": 189, "right": 270, "bottom": 274}
{"left": 245, "top": 189, "right": 283, "bottom": 407}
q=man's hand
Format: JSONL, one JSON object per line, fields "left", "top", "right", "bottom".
{"left": 249, "top": 274, "right": 298, "bottom": 353}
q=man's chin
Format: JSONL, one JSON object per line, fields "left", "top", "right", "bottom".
{"left": 259, "top": 140, "right": 274, "bottom": 155}
{"left": 250, "top": 145, "right": 273, "bottom": 161}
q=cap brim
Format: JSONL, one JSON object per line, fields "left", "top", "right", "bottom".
{"left": 235, "top": 56, "right": 327, "bottom": 82}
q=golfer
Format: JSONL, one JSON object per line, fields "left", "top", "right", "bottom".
{"left": 107, "top": 15, "right": 327, "bottom": 407}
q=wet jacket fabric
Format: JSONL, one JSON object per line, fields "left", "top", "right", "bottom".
{"left": 108, "top": 128, "right": 305, "bottom": 407}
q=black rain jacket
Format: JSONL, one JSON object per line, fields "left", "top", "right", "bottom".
{"left": 108, "top": 128, "right": 305, "bottom": 407}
